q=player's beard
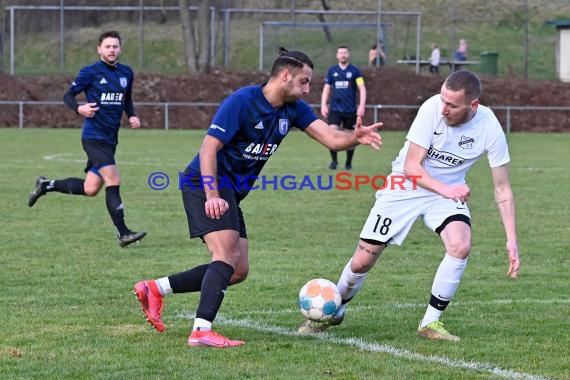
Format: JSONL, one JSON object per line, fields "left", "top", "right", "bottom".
{"left": 444, "top": 109, "right": 472, "bottom": 126}
{"left": 102, "top": 54, "right": 119, "bottom": 66}
{"left": 283, "top": 82, "right": 302, "bottom": 103}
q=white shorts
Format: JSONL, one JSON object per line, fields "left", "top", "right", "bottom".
{"left": 360, "top": 191, "right": 471, "bottom": 246}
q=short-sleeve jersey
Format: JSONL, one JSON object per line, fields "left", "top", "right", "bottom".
{"left": 67, "top": 60, "right": 135, "bottom": 145}
{"left": 324, "top": 64, "right": 363, "bottom": 113}
{"left": 186, "top": 84, "right": 318, "bottom": 201}
{"left": 390, "top": 94, "right": 510, "bottom": 196}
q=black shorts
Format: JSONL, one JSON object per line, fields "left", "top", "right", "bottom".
{"left": 328, "top": 111, "right": 357, "bottom": 130}
{"left": 82, "top": 139, "right": 116, "bottom": 174}
{"left": 181, "top": 172, "right": 247, "bottom": 239}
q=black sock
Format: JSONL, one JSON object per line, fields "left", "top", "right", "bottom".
{"left": 169, "top": 264, "right": 210, "bottom": 293}
{"left": 195, "top": 261, "right": 234, "bottom": 322}
{"left": 48, "top": 178, "right": 86, "bottom": 195}
{"left": 330, "top": 150, "right": 338, "bottom": 163}
{"left": 105, "top": 186, "right": 129, "bottom": 236}
{"left": 346, "top": 149, "right": 355, "bottom": 166}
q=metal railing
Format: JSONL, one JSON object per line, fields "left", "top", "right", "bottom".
{"left": 1, "top": 100, "right": 569, "bottom": 133}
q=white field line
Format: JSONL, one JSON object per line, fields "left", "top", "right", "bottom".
{"left": 43, "top": 153, "right": 180, "bottom": 166}
{"left": 173, "top": 311, "right": 552, "bottom": 380}
{"left": 229, "top": 298, "right": 570, "bottom": 316}
{"left": 42, "top": 153, "right": 570, "bottom": 173}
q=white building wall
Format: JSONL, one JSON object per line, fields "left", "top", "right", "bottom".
{"left": 558, "top": 29, "right": 570, "bottom": 82}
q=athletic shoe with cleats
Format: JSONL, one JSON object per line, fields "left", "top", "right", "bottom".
{"left": 28, "top": 176, "right": 48, "bottom": 207}
{"left": 297, "top": 311, "right": 345, "bottom": 334}
{"left": 328, "top": 161, "right": 338, "bottom": 170}
{"left": 417, "top": 321, "right": 460, "bottom": 342}
{"left": 119, "top": 231, "right": 146, "bottom": 247}
{"left": 188, "top": 330, "right": 245, "bottom": 348}
{"left": 133, "top": 280, "right": 165, "bottom": 332}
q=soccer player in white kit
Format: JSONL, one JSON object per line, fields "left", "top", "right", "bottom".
{"left": 299, "top": 70, "right": 520, "bottom": 341}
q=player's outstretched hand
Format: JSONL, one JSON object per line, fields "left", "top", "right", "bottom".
{"left": 354, "top": 116, "right": 383, "bottom": 150}
{"left": 506, "top": 240, "right": 520, "bottom": 279}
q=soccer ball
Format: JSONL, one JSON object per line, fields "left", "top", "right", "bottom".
{"left": 298, "top": 278, "right": 341, "bottom": 322}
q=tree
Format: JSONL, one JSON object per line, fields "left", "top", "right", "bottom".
{"left": 179, "top": 0, "right": 211, "bottom": 73}
{"left": 0, "top": 0, "right": 4, "bottom": 73}
{"left": 318, "top": 0, "right": 333, "bottom": 43}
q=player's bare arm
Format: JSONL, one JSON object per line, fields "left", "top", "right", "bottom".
{"left": 404, "top": 141, "right": 470, "bottom": 202}
{"left": 356, "top": 80, "right": 366, "bottom": 117}
{"left": 491, "top": 164, "right": 520, "bottom": 279}
{"left": 320, "top": 83, "right": 331, "bottom": 118}
{"left": 305, "top": 117, "right": 382, "bottom": 151}
{"left": 199, "top": 135, "right": 228, "bottom": 219}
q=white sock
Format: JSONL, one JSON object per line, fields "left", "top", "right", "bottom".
{"left": 192, "top": 318, "right": 212, "bottom": 332}
{"left": 420, "top": 253, "right": 468, "bottom": 327}
{"left": 156, "top": 277, "right": 173, "bottom": 295}
{"left": 336, "top": 258, "right": 368, "bottom": 302}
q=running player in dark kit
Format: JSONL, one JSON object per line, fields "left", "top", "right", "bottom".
{"left": 28, "top": 31, "right": 145, "bottom": 248}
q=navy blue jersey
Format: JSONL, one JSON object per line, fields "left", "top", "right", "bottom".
{"left": 187, "top": 85, "right": 318, "bottom": 201}
{"left": 67, "top": 60, "right": 136, "bottom": 145}
{"left": 324, "top": 64, "right": 363, "bottom": 113}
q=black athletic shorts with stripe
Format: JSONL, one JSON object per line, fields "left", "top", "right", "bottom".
{"left": 81, "top": 139, "right": 116, "bottom": 175}
{"left": 181, "top": 171, "right": 247, "bottom": 239}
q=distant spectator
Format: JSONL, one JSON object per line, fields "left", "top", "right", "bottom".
{"left": 454, "top": 38, "right": 469, "bottom": 61}
{"left": 429, "top": 43, "right": 441, "bottom": 74}
{"left": 369, "top": 40, "right": 386, "bottom": 66}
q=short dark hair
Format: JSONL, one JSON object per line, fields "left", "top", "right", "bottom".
{"left": 444, "top": 70, "right": 482, "bottom": 100}
{"left": 270, "top": 47, "right": 314, "bottom": 77}
{"left": 99, "top": 30, "right": 122, "bottom": 46}
{"left": 337, "top": 44, "right": 349, "bottom": 50}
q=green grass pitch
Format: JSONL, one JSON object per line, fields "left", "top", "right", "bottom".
{"left": 1, "top": 128, "right": 568, "bottom": 379}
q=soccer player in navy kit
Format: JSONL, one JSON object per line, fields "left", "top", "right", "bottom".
{"left": 28, "top": 31, "right": 146, "bottom": 248}
{"left": 133, "top": 48, "right": 382, "bottom": 348}
{"left": 321, "top": 45, "right": 367, "bottom": 170}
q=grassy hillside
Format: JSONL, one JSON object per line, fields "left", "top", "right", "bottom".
{"left": 3, "top": 0, "right": 570, "bottom": 80}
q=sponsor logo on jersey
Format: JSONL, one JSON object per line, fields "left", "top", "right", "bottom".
{"left": 243, "top": 143, "right": 279, "bottom": 160}
{"left": 458, "top": 135, "right": 475, "bottom": 149}
{"left": 427, "top": 146, "right": 465, "bottom": 166}
{"left": 279, "top": 119, "right": 289, "bottom": 135}
{"left": 100, "top": 92, "right": 124, "bottom": 103}
{"left": 334, "top": 80, "right": 349, "bottom": 89}
{"left": 120, "top": 77, "right": 128, "bottom": 88}
{"left": 254, "top": 121, "right": 264, "bottom": 129}
{"left": 99, "top": 78, "right": 108, "bottom": 84}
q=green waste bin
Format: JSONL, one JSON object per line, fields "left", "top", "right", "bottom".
{"left": 480, "top": 51, "right": 498, "bottom": 75}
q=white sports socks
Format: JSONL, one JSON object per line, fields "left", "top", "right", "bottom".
{"left": 336, "top": 259, "right": 368, "bottom": 301}
{"left": 420, "top": 253, "right": 468, "bottom": 327}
